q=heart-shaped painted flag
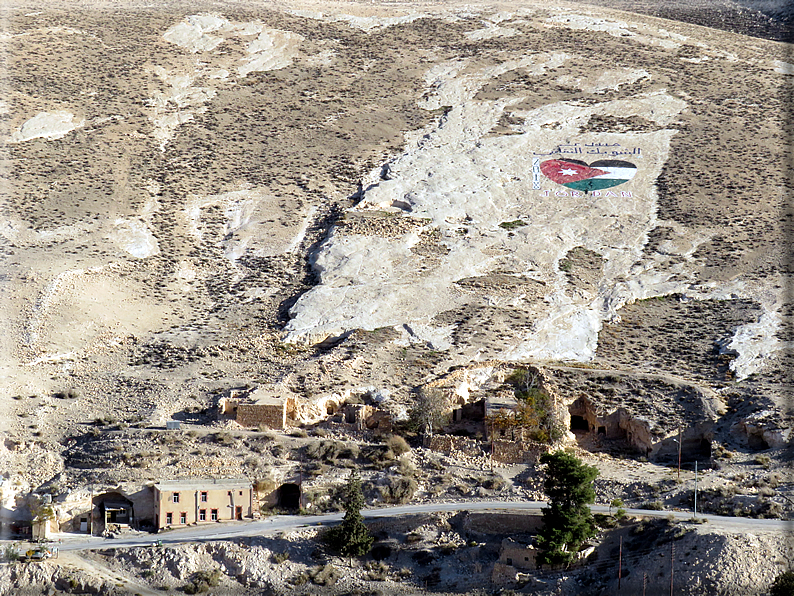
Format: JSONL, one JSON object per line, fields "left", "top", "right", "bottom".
{"left": 540, "top": 159, "right": 637, "bottom": 192}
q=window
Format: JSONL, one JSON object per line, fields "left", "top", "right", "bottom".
{"left": 227, "top": 491, "right": 232, "bottom": 496}
{"left": 172, "top": 492, "right": 180, "bottom": 503}
{"left": 166, "top": 512, "right": 173, "bottom": 525}
{"left": 239, "top": 491, "right": 243, "bottom": 496}
{"left": 211, "top": 509, "right": 218, "bottom": 521}
{"left": 200, "top": 491, "right": 208, "bottom": 502}
{"left": 179, "top": 512, "right": 186, "bottom": 524}
{"left": 199, "top": 509, "right": 206, "bottom": 521}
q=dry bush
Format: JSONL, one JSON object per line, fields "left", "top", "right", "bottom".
{"left": 379, "top": 475, "right": 417, "bottom": 504}
{"left": 385, "top": 435, "right": 411, "bottom": 456}
{"left": 395, "top": 457, "right": 416, "bottom": 477}
{"left": 363, "top": 445, "right": 396, "bottom": 469}
{"left": 310, "top": 564, "right": 339, "bottom": 586}
{"left": 305, "top": 440, "right": 357, "bottom": 462}
{"left": 364, "top": 561, "right": 389, "bottom": 581}
{"left": 213, "top": 432, "right": 236, "bottom": 446}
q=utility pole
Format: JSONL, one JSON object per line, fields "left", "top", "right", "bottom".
{"left": 670, "top": 542, "right": 675, "bottom": 596}
{"left": 299, "top": 452, "right": 304, "bottom": 511}
{"left": 677, "top": 426, "right": 682, "bottom": 481}
{"left": 618, "top": 535, "right": 623, "bottom": 589}
{"left": 694, "top": 460, "right": 698, "bottom": 519}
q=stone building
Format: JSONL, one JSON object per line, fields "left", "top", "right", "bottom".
{"left": 220, "top": 388, "right": 297, "bottom": 430}
{"left": 568, "top": 395, "right": 713, "bottom": 462}
{"left": 491, "top": 538, "right": 538, "bottom": 583}
{"left": 153, "top": 479, "right": 254, "bottom": 530}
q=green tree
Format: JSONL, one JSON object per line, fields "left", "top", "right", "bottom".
{"left": 536, "top": 450, "right": 599, "bottom": 567}
{"left": 771, "top": 571, "right": 794, "bottom": 596}
{"left": 325, "top": 471, "right": 373, "bottom": 557}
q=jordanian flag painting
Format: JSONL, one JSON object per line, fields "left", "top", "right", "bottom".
{"left": 540, "top": 159, "right": 637, "bottom": 192}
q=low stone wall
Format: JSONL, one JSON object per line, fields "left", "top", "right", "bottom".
{"left": 426, "top": 435, "right": 485, "bottom": 458}
{"left": 491, "top": 439, "right": 549, "bottom": 464}
{"left": 463, "top": 512, "right": 543, "bottom": 535}
{"left": 236, "top": 403, "right": 286, "bottom": 429}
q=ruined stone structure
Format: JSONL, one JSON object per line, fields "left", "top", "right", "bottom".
{"left": 568, "top": 395, "right": 713, "bottom": 462}
{"left": 492, "top": 538, "right": 538, "bottom": 584}
{"left": 426, "top": 435, "right": 484, "bottom": 458}
{"left": 220, "top": 388, "right": 297, "bottom": 430}
{"left": 341, "top": 404, "right": 392, "bottom": 432}
{"left": 491, "top": 438, "right": 550, "bottom": 464}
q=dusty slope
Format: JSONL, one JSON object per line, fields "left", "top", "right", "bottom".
{"left": 0, "top": 4, "right": 791, "bottom": 592}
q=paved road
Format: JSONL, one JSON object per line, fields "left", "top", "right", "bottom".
{"left": 41, "top": 501, "right": 789, "bottom": 553}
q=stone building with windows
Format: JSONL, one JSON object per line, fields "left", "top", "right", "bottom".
{"left": 153, "top": 479, "right": 254, "bottom": 530}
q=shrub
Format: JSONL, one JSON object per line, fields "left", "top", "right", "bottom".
{"left": 482, "top": 475, "right": 506, "bottom": 491}
{"left": 290, "top": 572, "right": 309, "bottom": 586}
{"left": 754, "top": 454, "right": 772, "bottom": 470}
{"left": 770, "top": 571, "right": 794, "bottom": 596}
{"left": 363, "top": 445, "right": 396, "bottom": 468}
{"left": 290, "top": 428, "right": 308, "bottom": 438}
{"left": 311, "top": 564, "right": 339, "bottom": 586}
{"left": 378, "top": 476, "right": 417, "bottom": 504}
{"left": 3, "top": 546, "right": 20, "bottom": 562}
{"left": 385, "top": 435, "right": 411, "bottom": 456}
{"left": 364, "top": 561, "right": 389, "bottom": 581}
{"left": 306, "top": 440, "right": 349, "bottom": 462}
{"left": 499, "top": 219, "right": 527, "bottom": 230}
{"left": 272, "top": 552, "right": 290, "bottom": 564}
{"left": 214, "top": 432, "right": 236, "bottom": 446}
{"left": 395, "top": 457, "right": 416, "bottom": 477}
{"left": 639, "top": 500, "right": 664, "bottom": 511}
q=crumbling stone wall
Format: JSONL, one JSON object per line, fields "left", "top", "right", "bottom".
{"left": 426, "top": 435, "right": 485, "bottom": 458}
{"left": 236, "top": 403, "right": 287, "bottom": 429}
{"left": 492, "top": 439, "right": 549, "bottom": 464}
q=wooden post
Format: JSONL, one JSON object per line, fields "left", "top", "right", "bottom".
{"left": 88, "top": 485, "right": 93, "bottom": 536}
{"left": 618, "top": 535, "right": 623, "bottom": 589}
{"left": 643, "top": 572, "right": 647, "bottom": 596}
{"left": 677, "top": 426, "right": 682, "bottom": 481}
{"left": 670, "top": 542, "right": 675, "bottom": 596}
{"left": 694, "top": 460, "right": 698, "bottom": 519}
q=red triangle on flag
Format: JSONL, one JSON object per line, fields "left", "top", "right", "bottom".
{"left": 540, "top": 159, "right": 608, "bottom": 184}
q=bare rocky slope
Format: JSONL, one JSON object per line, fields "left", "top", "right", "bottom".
{"left": 0, "top": 0, "right": 791, "bottom": 594}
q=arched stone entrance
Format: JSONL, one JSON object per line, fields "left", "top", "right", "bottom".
{"left": 277, "top": 483, "right": 301, "bottom": 510}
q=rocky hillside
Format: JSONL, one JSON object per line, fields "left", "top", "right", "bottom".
{"left": 0, "top": 0, "right": 791, "bottom": 593}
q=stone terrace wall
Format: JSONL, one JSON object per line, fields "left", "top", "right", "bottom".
{"left": 236, "top": 403, "right": 286, "bottom": 429}
{"left": 426, "top": 435, "right": 485, "bottom": 458}
{"left": 492, "top": 439, "right": 549, "bottom": 464}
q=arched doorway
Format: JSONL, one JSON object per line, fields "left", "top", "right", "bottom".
{"left": 277, "top": 484, "right": 301, "bottom": 510}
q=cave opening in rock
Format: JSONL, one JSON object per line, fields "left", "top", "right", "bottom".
{"left": 277, "top": 483, "right": 301, "bottom": 510}
{"left": 570, "top": 415, "right": 589, "bottom": 431}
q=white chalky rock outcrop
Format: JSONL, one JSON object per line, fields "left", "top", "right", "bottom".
{"left": 8, "top": 111, "right": 84, "bottom": 143}
{"left": 285, "top": 52, "right": 687, "bottom": 362}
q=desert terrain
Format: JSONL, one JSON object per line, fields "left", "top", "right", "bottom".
{"left": 0, "top": 0, "right": 791, "bottom": 594}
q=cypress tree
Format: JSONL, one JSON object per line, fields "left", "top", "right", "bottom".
{"left": 326, "top": 471, "right": 373, "bottom": 557}
{"left": 536, "top": 450, "right": 599, "bottom": 567}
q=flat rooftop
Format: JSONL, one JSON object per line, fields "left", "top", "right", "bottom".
{"left": 154, "top": 479, "right": 252, "bottom": 491}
